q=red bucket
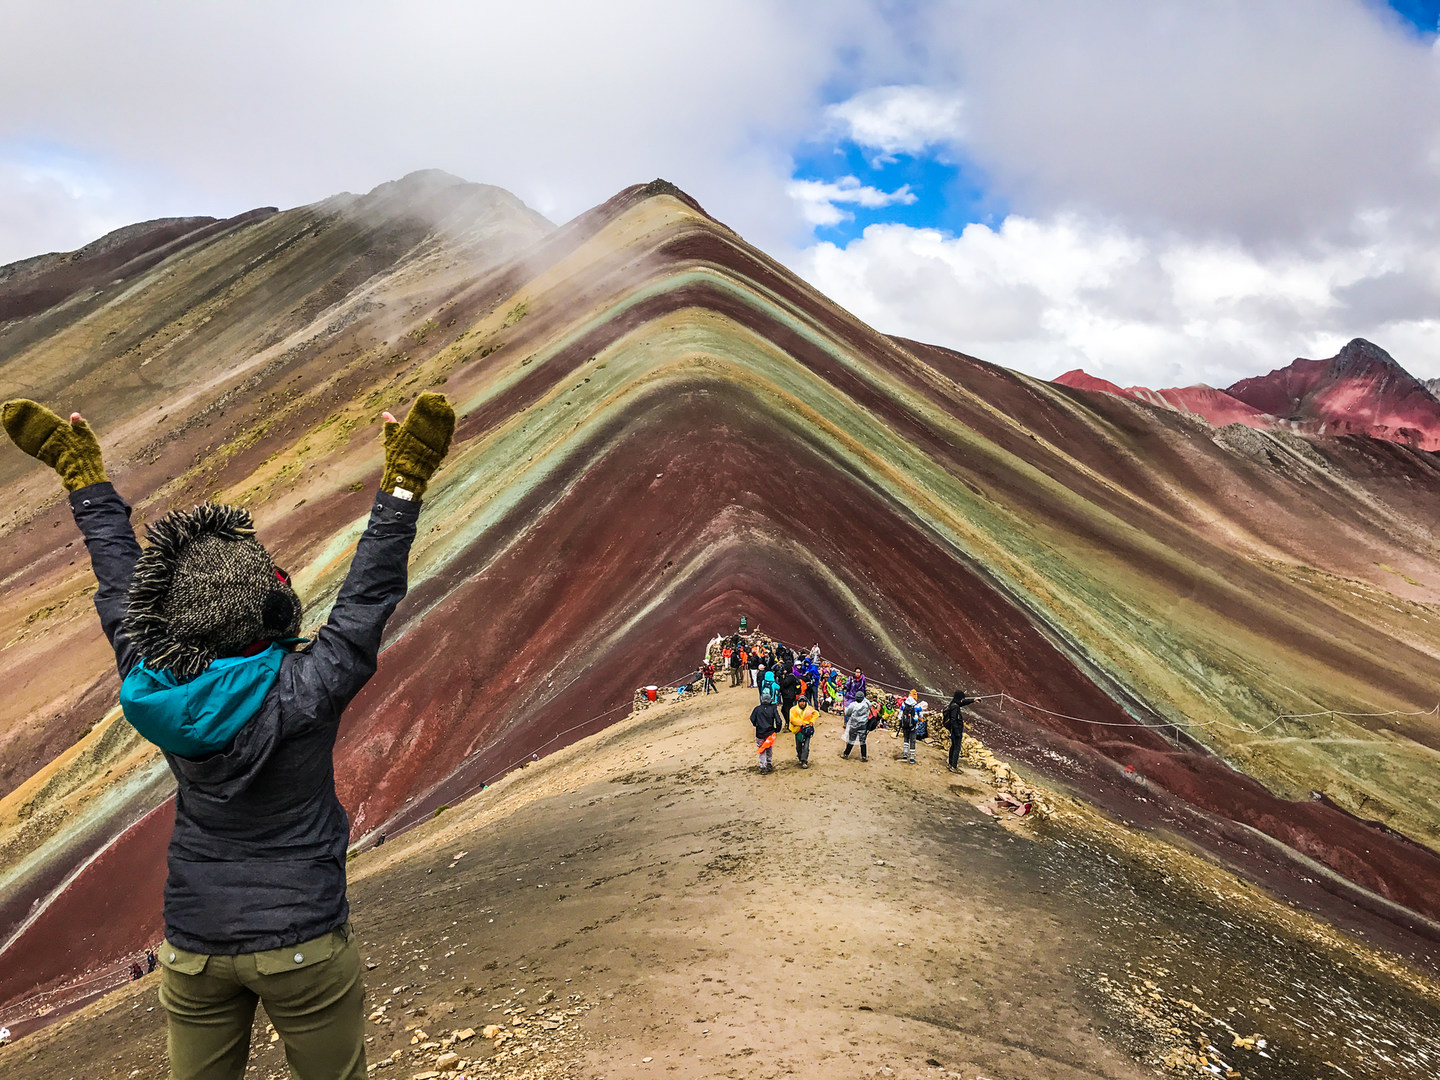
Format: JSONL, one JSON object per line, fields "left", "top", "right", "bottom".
{"left": 645, "top": 685, "right": 659, "bottom": 701}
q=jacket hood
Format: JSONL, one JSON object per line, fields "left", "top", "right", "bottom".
{"left": 120, "top": 646, "right": 285, "bottom": 760}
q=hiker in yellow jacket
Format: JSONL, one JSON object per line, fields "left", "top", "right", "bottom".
{"left": 789, "top": 701, "right": 818, "bottom": 769}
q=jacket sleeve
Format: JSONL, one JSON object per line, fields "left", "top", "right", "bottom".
{"left": 284, "top": 491, "right": 420, "bottom": 733}
{"left": 70, "top": 482, "right": 143, "bottom": 678}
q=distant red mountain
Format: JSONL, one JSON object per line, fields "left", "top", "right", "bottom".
{"left": 1055, "top": 339, "right": 1440, "bottom": 451}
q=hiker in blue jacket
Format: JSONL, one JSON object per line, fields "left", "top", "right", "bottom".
{"left": 759, "top": 665, "right": 779, "bottom": 705}
{"left": 2, "top": 393, "right": 455, "bottom": 1080}
{"left": 801, "top": 658, "right": 820, "bottom": 708}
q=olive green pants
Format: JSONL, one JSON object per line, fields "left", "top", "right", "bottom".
{"left": 157, "top": 923, "right": 366, "bottom": 1080}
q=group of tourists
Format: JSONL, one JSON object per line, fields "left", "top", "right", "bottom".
{"left": 837, "top": 683, "right": 975, "bottom": 768}
{"left": 709, "top": 630, "right": 977, "bottom": 774}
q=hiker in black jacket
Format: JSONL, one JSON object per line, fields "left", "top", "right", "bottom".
{"left": 750, "top": 700, "right": 781, "bottom": 773}
{"left": 777, "top": 668, "right": 800, "bottom": 719}
{"left": 2, "top": 394, "right": 455, "bottom": 1080}
{"left": 944, "top": 689, "right": 977, "bottom": 772}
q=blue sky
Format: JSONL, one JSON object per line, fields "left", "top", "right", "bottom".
{"left": 1386, "top": 0, "right": 1440, "bottom": 33}
{"left": 789, "top": 141, "right": 1003, "bottom": 242}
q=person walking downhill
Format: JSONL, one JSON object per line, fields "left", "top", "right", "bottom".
{"left": 751, "top": 697, "right": 781, "bottom": 774}
{"left": 898, "top": 690, "right": 919, "bottom": 764}
{"left": 841, "top": 690, "right": 872, "bottom": 761}
{"left": 1, "top": 393, "right": 457, "bottom": 1080}
{"left": 748, "top": 647, "right": 760, "bottom": 688}
{"left": 943, "top": 689, "right": 977, "bottom": 772}
{"left": 778, "top": 666, "right": 800, "bottom": 721}
{"left": 701, "top": 660, "right": 718, "bottom": 695}
{"left": 789, "top": 700, "right": 818, "bottom": 768}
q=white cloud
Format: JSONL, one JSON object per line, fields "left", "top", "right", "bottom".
{"left": 0, "top": 0, "right": 903, "bottom": 263}
{"left": 5, "top": 1, "right": 1440, "bottom": 390}
{"left": 786, "top": 175, "right": 916, "bottom": 226}
{"left": 825, "top": 85, "right": 964, "bottom": 160}
{"left": 907, "top": 0, "right": 1440, "bottom": 242}
{"left": 0, "top": 145, "right": 156, "bottom": 262}
{"left": 799, "top": 212, "right": 1440, "bottom": 386}
{"left": 789, "top": 1, "right": 1440, "bottom": 384}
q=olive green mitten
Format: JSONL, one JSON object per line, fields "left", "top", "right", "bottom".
{"left": 380, "top": 392, "right": 455, "bottom": 501}
{"left": 1, "top": 399, "right": 108, "bottom": 492}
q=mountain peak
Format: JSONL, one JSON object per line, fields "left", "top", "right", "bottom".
{"left": 1054, "top": 341, "right": 1440, "bottom": 451}
{"left": 1333, "top": 337, "right": 1403, "bottom": 372}
{"left": 1225, "top": 338, "right": 1440, "bottom": 448}
{"left": 368, "top": 168, "right": 473, "bottom": 198}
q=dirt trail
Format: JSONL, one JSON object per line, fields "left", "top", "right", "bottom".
{"left": 5, "top": 681, "right": 1440, "bottom": 1080}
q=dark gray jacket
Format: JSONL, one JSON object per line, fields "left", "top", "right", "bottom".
{"left": 72, "top": 481, "right": 418, "bottom": 954}
{"left": 750, "top": 702, "right": 781, "bottom": 735}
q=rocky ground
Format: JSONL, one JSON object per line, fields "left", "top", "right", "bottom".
{"left": 5, "top": 680, "right": 1440, "bottom": 1079}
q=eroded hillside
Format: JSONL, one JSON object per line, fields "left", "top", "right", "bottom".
{"left": 6, "top": 689, "right": 1438, "bottom": 1079}
{"left": 2, "top": 173, "right": 1440, "bottom": 1023}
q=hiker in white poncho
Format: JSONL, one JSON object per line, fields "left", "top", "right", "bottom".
{"left": 841, "top": 691, "right": 871, "bottom": 761}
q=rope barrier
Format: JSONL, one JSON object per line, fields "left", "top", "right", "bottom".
{"left": 756, "top": 633, "right": 1440, "bottom": 738}
{"left": 10, "top": 630, "right": 1432, "bottom": 1029}
{"left": 0, "top": 953, "right": 152, "bottom": 1025}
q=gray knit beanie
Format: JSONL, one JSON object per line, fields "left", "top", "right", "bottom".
{"left": 125, "top": 504, "right": 301, "bottom": 682}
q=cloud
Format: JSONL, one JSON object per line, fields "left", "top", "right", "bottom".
{"left": 5, "top": 1, "right": 1440, "bottom": 390}
{"left": 800, "top": 212, "right": 1440, "bottom": 386}
{"left": 0, "top": 144, "right": 157, "bottom": 262}
{"left": 786, "top": 175, "right": 917, "bottom": 226}
{"left": 789, "top": 1, "right": 1440, "bottom": 384}
{"left": 824, "top": 85, "right": 964, "bottom": 161}
{"left": 907, "top": 0, "right": 1440, "bottom": 242}
{"left": 0, "top": 0, "right": 902, "bottom": 263}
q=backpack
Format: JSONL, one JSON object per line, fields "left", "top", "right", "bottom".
{"left": 915, "top": 718, "right": 928, "bottom": 740}
{"left": 900, "top": 701, "right": 917, "bottom": 733}
{"left": 760, "top": 684, "right": 776, "bottom": 705}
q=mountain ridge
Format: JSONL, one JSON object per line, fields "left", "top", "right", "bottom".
{"left": 1056, "top": 337, "right": 1440, "bottom": 450}
{"left": 2, "top": 175, "right": 1440, "bottom": 1028}
{"left": 9, "top": 687, "right": 1440, "bottom": 1077}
